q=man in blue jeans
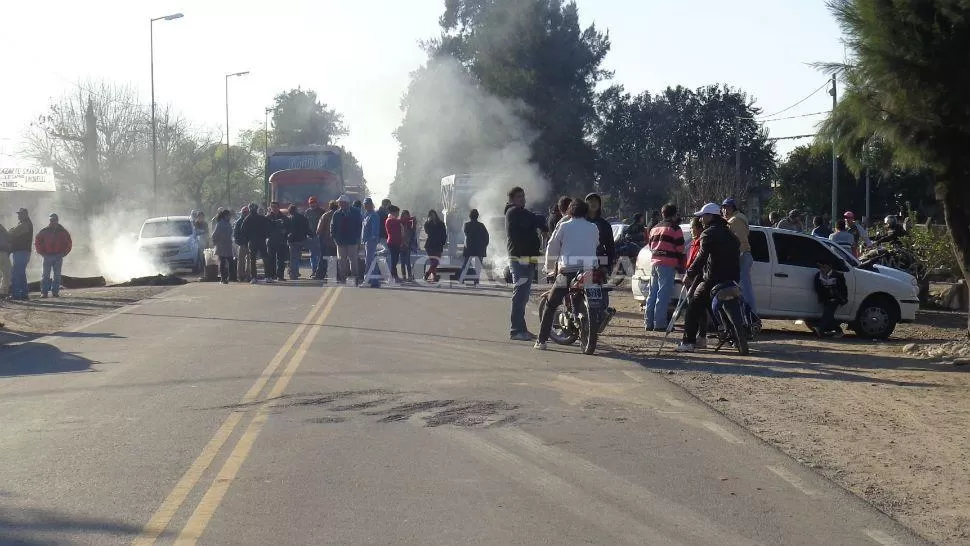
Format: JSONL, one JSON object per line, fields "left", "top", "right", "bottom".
{"left": 8, "top": 208, "right": 34, "bottom": 301}
{"left": 505, "top": 186, "right": 549, "bottom": 341}
{"left": 721, "top": 198, "right": 756, "bottom": 313}
{"left": 644, "top": 203, "right": 685, "bottom": 331}
{"left": 361, "top": 198, "right": 382, "bottom": 288}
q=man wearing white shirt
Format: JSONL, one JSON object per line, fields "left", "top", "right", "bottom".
{"left": 535, "top": 200, "right": 601, "bottom": 350}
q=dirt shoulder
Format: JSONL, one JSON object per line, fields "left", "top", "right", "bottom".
{"left": 603, "top": 296, "right": 970, "bottom": 545}
{"left": 0, "top": 285, "right": 176, "bottom": 346}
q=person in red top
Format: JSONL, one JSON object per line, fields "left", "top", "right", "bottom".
{"left": 384, "top": 205, "right": 403, "bottom": 282}
{"left": 685, "top": 216, "right": 704, "bottom": 269}
{"left": 643, "top": 203, "right": 685, "bottom": 331}
{"left": 34, "top": 213, "right": 73, "bottom": 298}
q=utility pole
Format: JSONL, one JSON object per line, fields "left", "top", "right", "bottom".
{"left": 735, "top": 116, "right": 742, "bottom": 190}
{"left": 149, "top": 13, "right": 183, "bottom": 216}
{"left": 829, "top": 73, "right": 838, "bottom": 223}
{"left": 264, "top": 107, "right": 272, "bottom": 203}
{"left": 224, "top": 71, "right": 250, "bottom": 207}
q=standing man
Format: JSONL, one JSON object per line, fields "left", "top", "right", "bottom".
{"left": 505, "top": 186, "right": 549, "bottom": 341}
{"left": 384, "top": 206, "right": 404, "bottom": 282}
{"left": 266, "top": 201, "right": 290, "bottom": 281}
{"left": 286, "top": 204, "right": 312, "bottom": 280}
{"left": 843, "top": 211, "right": 872, "bottom": 251}
{"left": 0, "top": 219, "right": 10, "bottom": 298}
{"left": 677, "top": 203, "right": 740, "bottom": 353}
{"left": 233, "top": 205, "right": 251, "bottom": 282}
{"left": 361, "top": 198, "right": 382, "bottom": 288}
{"left": 316, "top": 200, "right": 338, "bottom": 281}
{"left": 241, "top": 203, "right": 273, "bottom": 284}
{"left": 304, "top": 197, "right": 325, "bottom": 278}
{"left": 461, "top": 209, "right": 489, "bottom": 285}
{"left": 378, "top": 199, "right": 391, "bottom": 242}
{"left": 721, "top": 198, "right": 756, "bottom": 313}
{"left": 34, "top": 213, "right": 73, "bottom": 298}
{"left": 584, "top": 193, "right": 617, "bottom": 311}
{"left": 644, "top": 203, "right": 685, "bottom": 331}
{"left": 775, "top": 209, "right": 804, "bottom": 232}
{"left": 331, "top": 195, "right": 362, "bottom": 286}
{"left": 8, "top": 208, "right": 33, "bottom": 301}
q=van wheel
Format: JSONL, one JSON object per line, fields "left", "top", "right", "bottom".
{"left": 851, "top": 296, "right": 898, "bottom": 339}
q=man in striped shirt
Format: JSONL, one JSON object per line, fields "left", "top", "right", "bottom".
{"left": 644, "top": 203, "right": 685, "bottom": 331}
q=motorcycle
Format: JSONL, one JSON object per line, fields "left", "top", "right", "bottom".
{"left": 538, "top": 269, "right": 616, "bottom": 355}
{"left": 709, "top": 281, "right": 754, "bottom": 355}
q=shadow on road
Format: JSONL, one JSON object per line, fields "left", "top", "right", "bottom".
{"left": 0, "top": 504, "right": 145, "bottom": 545}
{"left": 0, "top": 343, "right": 99, "bottom": 377}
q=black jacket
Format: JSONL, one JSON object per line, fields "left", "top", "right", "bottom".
{"left": 304, "top": 206, "right": 325, "bottom": 237}
{"left": 287, "top": 212, "right": 312, "bottom": 243}
{"left": 505, "top": 205, "right": 547, "bottom": 258}
{"left": 589, "top": 214, "right": 617, "bottom": 270}
{"left": 686, "top": 216, "right": 740, "bottom": 287}
{"left": 815, "top": 270, "right": 848, "bottom": 305}
{"left": 424, "top": 219, "right": 447, "bottom": 255}
{"left": 9, "top": 219, "right": 33, "bottom": 252}
{"left": 267, "top": 212, "right": 290, "bottom": 246}
{"left": 463, "top": 220, "right": 489, "bottom": 258}
{"left": 233, "top": 215, "right": 248, "bottom": 246}
{"left": 241, "top": 214, "right": 271, "bottom": 246}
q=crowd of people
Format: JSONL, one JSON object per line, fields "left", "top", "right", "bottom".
{"left": 0, "top": 208, "right": 73, "bottom": 301}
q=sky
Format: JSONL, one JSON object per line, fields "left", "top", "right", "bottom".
{"left": 0, "top": 0, "right": 846, "bottom": 201}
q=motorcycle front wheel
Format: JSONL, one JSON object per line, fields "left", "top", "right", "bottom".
{"left": 538, "top": 295, "right": 578, "bottom": 346}
{"left": 578, "top": 297, "right": 599, "bottom": 355}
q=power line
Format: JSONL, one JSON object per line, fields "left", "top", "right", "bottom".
{"left": 760, "top": 110, "right": 829, "bottom": 123}
{"left": 766, "top": 133, "right": 817, "bottom": 142}
{"left": 757, "top": 80, "right": 832, "bottom": 119}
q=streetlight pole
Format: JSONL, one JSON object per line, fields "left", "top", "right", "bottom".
{"left": 224, "top": 71, "right": 250, "bottom": 206}
{"left": 149, "top": 12, "right": 183, "bottom": 216}
{"left": 829, "top": 73, "right": 838, "bottom": 223}
{"left": 264, "top": 107, "right": 272, "bottom": 203}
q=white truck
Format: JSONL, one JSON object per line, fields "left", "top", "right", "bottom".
{"left": 440, "top": 173, "right": 507, "bottom": 258}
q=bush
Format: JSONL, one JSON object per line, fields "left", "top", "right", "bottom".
{"left": 901, "top": 225, "right": 961, "bottom": 279}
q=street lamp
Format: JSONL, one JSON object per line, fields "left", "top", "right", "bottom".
{"left": 150, "top": 12, "right": 183, "bottom": 216}
{"left": 225, "top": 70, "right": 250, "bottom": 206}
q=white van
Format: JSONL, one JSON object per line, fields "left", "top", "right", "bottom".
{"left": 136, "top": 216, "right": 204, "bottom": 273}
{"left": 631, "top": 226, "right": 919, "bottom": 338}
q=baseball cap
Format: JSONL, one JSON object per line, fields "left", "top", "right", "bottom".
{"left": 693, "top": 203, "right": 722, "bottom": 216}
{"left": 49, "top": 213, "right": 58, "bottom": 221}
{"left": 843, "top": 211, "right": 856, "bottom": 219}
{"left": 721, "top": 198, "right": 737, "bottom": 208}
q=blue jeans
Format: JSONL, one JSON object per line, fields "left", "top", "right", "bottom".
{"left": 645, "top": 263, "right": 676, "bottom": 329}
{"left": 307, "top": 236, "right": 321, "bottom": 276}
{"left": 509, "top": 261, "right": 535, "bottom": 335}
{"left": 42, "top": 255, "right": 64, "bottom": 295}
{"left": 363, "top": 240, "right": 380, "bottom": 287}
{"left": 11, "top": 250, "right": 30, "bottom": 299}
{"left": 739, "top": 251, "right": 756, "bottom": 313}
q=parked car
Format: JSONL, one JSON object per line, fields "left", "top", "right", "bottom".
{"left": 631, "top": 225, "right": 919, "bottom": 338}
{"left": 136, "top": 216, "right": 204, "bottom": 274}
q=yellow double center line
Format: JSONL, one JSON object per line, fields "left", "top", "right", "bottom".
{"left": 133, "top": 287, "right": 342, "bottom": 546}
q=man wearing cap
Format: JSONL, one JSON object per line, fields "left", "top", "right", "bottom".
{"left": 304, "top": 197, "right": 325, "bottom": 279}
{"left": 721, "top": 198, "right": 756, "bottom": 313}
{"left": 843, "top": 211, "right": 871, "bottom": 251}
{"left": 241, "top": 203, "right": 273, "bottom": 284}
{"left": 775, "top": 209, "right": 804, "bottom": 232}
{"left": 8, "top": 208, "right": 34, "bottom": 300}
{"left": 0, "top": 219, "right": 10, "bottom": 298}
{"left": 316, "top": 200, "right": 338, "bottom": 281}
{"left": 34, "top": 213, "right": 73, "bottom": 298}
{"left": 677, "top": 203, "right": 740, "bottom": 353}
{"left": 331, "top": 195, "right": 363, "bottom": 285}
{"left": 361, "top": 198, "right": 382, "bottom": 287}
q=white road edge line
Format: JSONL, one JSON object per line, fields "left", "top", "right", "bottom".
{"left": 766, "top": 465, "right": 822, "bottom": 497}
{"left": 701, "top": 421, "right": 744, "bottom": 444}
{"left": 863, "top": 528, "right": 904, "bottom": 546}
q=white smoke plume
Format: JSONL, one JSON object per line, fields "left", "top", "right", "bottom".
{"left": 396, "top": 57, "right": 551, "bottom": 264}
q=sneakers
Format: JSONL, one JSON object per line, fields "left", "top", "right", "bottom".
{"left": 534, "top": 341, "right": 547, "bottom": 350}
{"left": 695, "top": 337, "right": 707, "bottom": 350}
{"left": 674, "top": 342, "right": 695, "bottom": 353}
{"left": 250, "top": 279, "right": 258, "bottom": 285}
{"left": 510, "top": 331, "right": 536, "bottom": 342}
{"left": 41, "top": 293, "right": 49, "bottom": 299}
{"left": 644, "top": 323, "right": 655, "bottom": 332}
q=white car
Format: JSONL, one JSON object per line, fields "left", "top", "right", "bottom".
{"left": 136, "top": 216, "right": 205, "bottom": 273}
{"left": 631, "top": 225, "right": 919, "bottom": 338}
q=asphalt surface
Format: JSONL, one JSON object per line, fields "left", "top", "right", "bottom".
{"left": 0, "top": 280, "right": 929, "bottom": 546}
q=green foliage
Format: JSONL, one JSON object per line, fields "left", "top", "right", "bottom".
{"left": 821, "top": 0, "right": 970, "bottom": 302}
{"left": 270, "top": 88, "right": 347, "bottom": 147}
{"left": 901, "top": 226, "right": 960, "bottom": 278}
{"left": 595, "top": 84, "right": 776, "bottom": 218}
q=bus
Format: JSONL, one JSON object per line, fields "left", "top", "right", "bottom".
{"left": 266, "top": 146, "right": 344, "bottom": 208}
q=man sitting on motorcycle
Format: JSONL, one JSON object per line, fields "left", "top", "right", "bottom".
{"left": 676, "top": 203, "right": 741, "bottom": 353}
{"left": 536, "top": 200, "right": 601, "bottom": 351}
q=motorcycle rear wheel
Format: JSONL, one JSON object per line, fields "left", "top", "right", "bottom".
{"left": 723, "top": 304, "right": 749, "bottom": 356}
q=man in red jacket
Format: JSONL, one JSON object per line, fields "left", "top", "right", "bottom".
{"left": 34, "top": 213, "right": 73, "bottom": 298}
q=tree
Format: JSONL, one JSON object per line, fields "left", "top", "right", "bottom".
{"left": 820, "top": 0, "right": 970, "bottom": 333}
{"left": 770, "top": 143, "right": 857, "bottom": 219}
{"left": 270, "top": 88, "right": 347, "bottom": 147}
{"left": 391, "top": 0, "right": 611, "bottom": 209}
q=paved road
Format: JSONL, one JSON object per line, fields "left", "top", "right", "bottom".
{"left": 0, "top": 282, "right": 928, "bottom": 545}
